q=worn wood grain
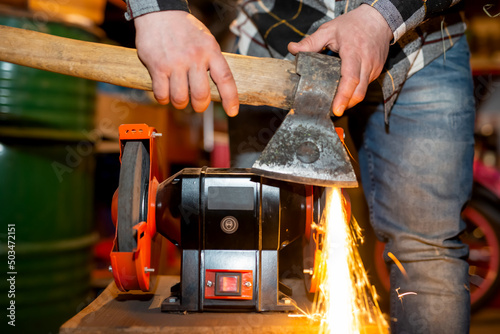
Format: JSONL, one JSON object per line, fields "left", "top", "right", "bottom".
{"left": 60, "top": 275, "right": 319, "bottom": 334}
{"left": 0, "top": 25, "right": 298, "bottom": 110}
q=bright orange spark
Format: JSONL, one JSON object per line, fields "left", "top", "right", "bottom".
{"left": 387, "top": 252, "right": 408, "bottom": 279}
{"left": 312, "top": 187, "right": 388, "bottom": 334}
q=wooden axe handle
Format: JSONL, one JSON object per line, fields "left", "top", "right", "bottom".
{"left": 0, "top": 25, "right": 298, "bottom": 110}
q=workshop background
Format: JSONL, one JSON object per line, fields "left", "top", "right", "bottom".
{"left": 0, "top": 0, "right": 499, "bottom": 333}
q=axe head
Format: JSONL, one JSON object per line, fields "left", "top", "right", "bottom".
{"left": 251, "top": 52, "right": 358, "bottom": 188}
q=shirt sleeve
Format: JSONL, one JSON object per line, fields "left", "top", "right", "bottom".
{"left": 362, "top": 0, "right": 462, "bottom": 42}
{"left": 124, "top": 0, "right": 190, "bottom": 20}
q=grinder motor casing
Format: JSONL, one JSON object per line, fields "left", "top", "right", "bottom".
{"left": 110, "top": 124, "right": 350, "bottom": 312}
{"left": 156, "top": 167, "right": 322, "bottom": 311}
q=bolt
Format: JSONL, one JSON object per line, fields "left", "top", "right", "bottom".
{"left": 281, "top": 298, "right": 291, "bottom": 305}
{"left": 296, "top": 141, "right": 320, "bottom": 164}
{"left": 303, "top": 269, "right": 313, "bottom": 275}
{"left": 220, "top": 216, "right": 238, "bottom": 234}
{"left": 244, "top": 281, "right": 252, "bottom": 287}
{"left": 108, "top": 265, "right": 113, "bottom": 273}
{"left": 206, "top": 280, "right": 213, "bottom": 287}
{"left": 168, "top": 296, "right": 178, "bottom": 303}
{"left": 152, "top": 132, "right": 163, "bottom": 138}
{"left": 144, "top": 267, "right": 155, "bottom": 273}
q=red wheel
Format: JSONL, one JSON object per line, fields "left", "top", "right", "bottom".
{"left": 462, "top": 202, "right": 500, "bottom": 311}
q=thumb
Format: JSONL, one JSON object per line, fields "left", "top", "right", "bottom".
{"left": 288, "top": 32, "right": 326, "bottom": 55}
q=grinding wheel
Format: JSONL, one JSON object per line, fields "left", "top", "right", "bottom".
{"left": 303, "top": 187, "right": 325, "bottom": 293}
{"left": 117, "top": 141, "right": 150, "bottom": 252}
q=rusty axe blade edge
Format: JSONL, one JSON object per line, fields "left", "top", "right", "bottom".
{"left": 251, "top": 112, "right": 358, "bottom": 188}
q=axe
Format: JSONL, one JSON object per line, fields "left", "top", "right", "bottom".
{"left": 0, "top": 25, "right": 357, "bottom": 187}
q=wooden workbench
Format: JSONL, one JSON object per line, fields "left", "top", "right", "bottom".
{"left": 60, "top": 276, "right": 320, "bottom": 334}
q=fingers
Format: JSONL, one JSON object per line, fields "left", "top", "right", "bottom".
{"left": 148, "top": 54, "right": 238, "bottom": 116}
{"left": 134, "top": 11, "right": 238, "bottom": 116}
{"left": 288, "top": 28, "right": 330, "bottom": 54}
{"left": 332, "top": 51, "right": 370, "bottom": 116}
{"left": 150, "top": 71, "right": 170, "bottom": 105}
{"left": 153, "top": 57, "right": 238, "bottom": 116}
{"left": 286, "top": 5, "right": 392, "bottom": 117}
{"left": 348, "top": 74, "right": 369, "bottom": 108}
{"left": 287, "top": 26, "right": 371, "bottom": 116}
{"left": 209, "top": 53, "right": 239, "bottom": 117}
{"left": 169, "top": 69, "right": 190, "bottom": 110}
{"left": 188, "top": 63, "right": 211, "bottom": 113}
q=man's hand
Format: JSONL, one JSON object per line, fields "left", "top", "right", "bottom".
{"left": 288, "top": 4, "right": 393, "bottom": 116}
{"left": 134, "top": 11, "right": 239, "bottom": 116}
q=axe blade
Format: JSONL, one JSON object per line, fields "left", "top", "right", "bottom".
{"left": 251, "top": 52, "right": 358, "bottom": 187}
{"left": 251, "top": 111, "right": 358, "bottom": 187}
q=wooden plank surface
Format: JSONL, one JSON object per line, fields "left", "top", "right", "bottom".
{"left": 60, "top": 276, "right": 320, "bottom": 334}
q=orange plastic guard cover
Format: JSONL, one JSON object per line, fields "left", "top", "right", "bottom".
{"left": 110, "top": 124, "right": 162, "bottom": 292}
{"left": 110, "top": 222, "right": 152, "bottom": 291}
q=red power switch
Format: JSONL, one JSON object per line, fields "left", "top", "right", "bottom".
{"left": 216, "top": 273, "right": 241, "bottom": 295}
{"left": 205, "top": 270, "right": 253, "bottom": 300}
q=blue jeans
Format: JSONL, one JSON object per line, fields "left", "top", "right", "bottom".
{"left": 351, "top": 35, "right": 475, "bottom": 333}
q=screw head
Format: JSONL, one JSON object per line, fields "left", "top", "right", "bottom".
{"left": 206, "top": 280, "right": 213, "bottom": 287}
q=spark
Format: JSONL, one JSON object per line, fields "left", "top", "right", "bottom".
{"left": 395, "top": 287, "right": 418, "bottom": 299}
{"left": 395, "top": 287, "right": 417, "bottom": 308}
{"left": 387, "top": 252, "right": 408, "bottom": 279}
{"left": 311, "top": 187, "right": 388, "bottom": 334}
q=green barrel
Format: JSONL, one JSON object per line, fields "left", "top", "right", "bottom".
{"left": 0, "top": 14, "right": 98, "bottom": 334}
{"left": 0, "top": 16, "right": 97, "bottom": 136}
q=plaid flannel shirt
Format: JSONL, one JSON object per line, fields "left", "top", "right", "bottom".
{"left": 125, "top": 0, "right": 467, "bottom": 118}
